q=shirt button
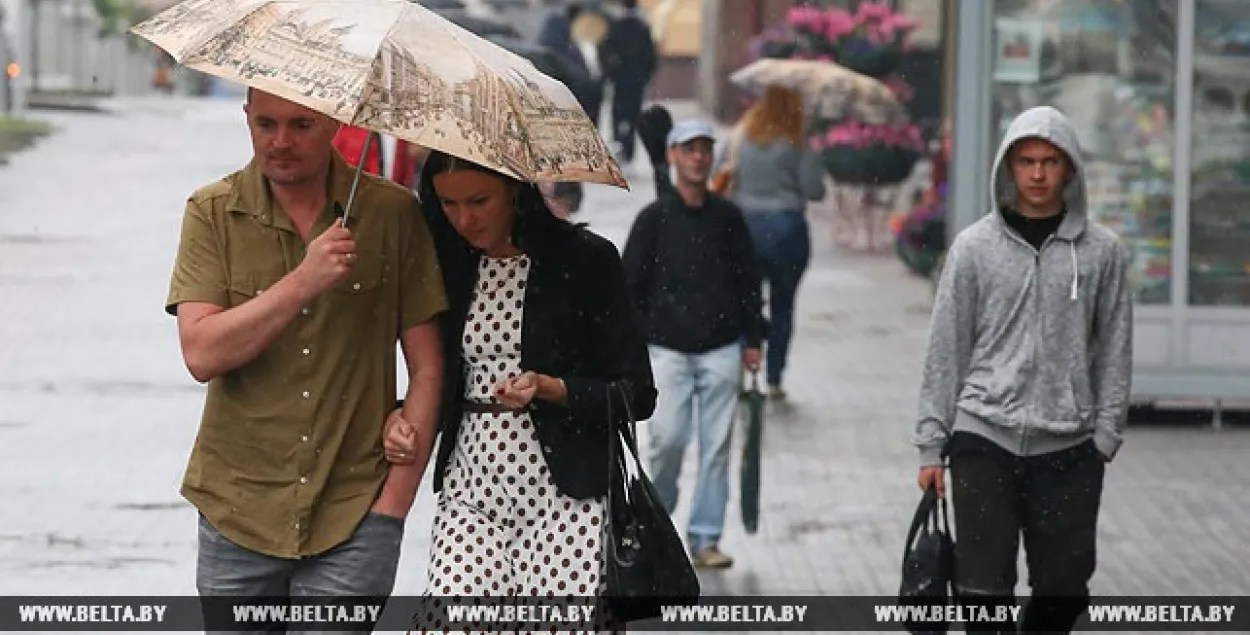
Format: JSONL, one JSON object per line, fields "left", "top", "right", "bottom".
{"left": 293, "top": 522, "right": 300, "bottom": 530}
{"left": 301, "top": 435, "right": 309, "bottom": 443}
{"left": 352, "top": 282, "right": 361, "bottom": 291}
{"left": 302, "top": 348, "right": 310, "bottom": 356}
{"left": 302, "top": 391, "right": 311, "bottom": 399}
{"left": 543, "top": 445, "right": 553, "bottom": 453}
{"left": 299, "top": 476, "right": 308, "bottom": 484}
{"left": 301, "top": 308, "right": 310, "bottom": 316}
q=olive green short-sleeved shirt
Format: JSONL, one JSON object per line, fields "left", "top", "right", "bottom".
{"left": 166, "top": 152, "right": 447, "bottom": 558}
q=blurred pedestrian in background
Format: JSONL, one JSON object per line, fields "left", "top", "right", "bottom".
{"left": 622, "top": 119, "right": 765, "bottom": 569}
{"left": 601, "top": 0, "right": 656, "bottom": 166}
{"left": 538, "top": 2, "right": 609, "bottom": 130}
{"left": 712, "top": 86, "right": 825, "bottom": 401}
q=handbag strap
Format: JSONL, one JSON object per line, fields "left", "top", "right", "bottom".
{"left": 606, "top": 381, "right": 645, "bottom": 502}
{"left": 608, "top": 381, "right": 642, "bottom": 464}
{"left": 902, "top": 486, "right": 936, "bottom": 558}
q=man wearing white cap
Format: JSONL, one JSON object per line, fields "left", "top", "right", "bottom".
{"left": 622, "top": 118, "right": 766, "bottom": 569}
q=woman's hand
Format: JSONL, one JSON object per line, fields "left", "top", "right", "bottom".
{"left": 383, "top": 408, "right": 417, "bottom": 465}
{"left": 494, "top": 371, "right": 540, "bottom": 409}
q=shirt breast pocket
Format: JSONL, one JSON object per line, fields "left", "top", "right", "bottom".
{"left": 332, "top": 255, "right": 383, "bottom": 297}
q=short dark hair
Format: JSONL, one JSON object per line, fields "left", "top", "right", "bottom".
{"left": 621, "top": 0, "right": 637, "bottom": 9}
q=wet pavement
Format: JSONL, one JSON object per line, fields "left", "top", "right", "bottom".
{"left": 0, "top": 96, "right": 1248, "bottom": 633}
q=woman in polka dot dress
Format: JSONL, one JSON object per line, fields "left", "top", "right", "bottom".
{"left": 384, "top": 152, "right": 657, "bottom": 632}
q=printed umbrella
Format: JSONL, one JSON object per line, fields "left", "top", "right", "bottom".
{"left": 739, "top": 371, "right": 766, "bottom": 534}
{"left": 130, "top": 0, "right": 627, "bottom": 221}
{"left": 730, "top": 57, "right": 907, "bottom": 125}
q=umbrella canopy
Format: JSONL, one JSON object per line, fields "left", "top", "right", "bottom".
{"left": 730, "top": 58, "right": 908, "bottom": 125}
{"left": 484, "top": 35, "right": 588, "bottom": 94}
{"left": 130, "top": 0, "right": 625, "bottom": 189}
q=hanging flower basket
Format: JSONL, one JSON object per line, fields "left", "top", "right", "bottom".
{"left": 811, "top": 120, "right": 924, "bottom": 186}
{"left": 748, "top": 26, "right": 801, "bottom": 62}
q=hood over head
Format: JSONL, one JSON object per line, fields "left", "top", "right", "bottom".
{"left": 990, "top": 106, "right": 1087, "bottom": 221}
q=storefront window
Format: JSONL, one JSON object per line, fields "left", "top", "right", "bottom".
{"left": 1188, "top": 0, "right": 1250, "bottom": 305}
{"left": 990, "top": 0, "right": 1177, "bottom": 304}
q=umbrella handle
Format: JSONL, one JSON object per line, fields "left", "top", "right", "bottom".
{"left": 341, "top": 132, "right": 375, "bottom": 228}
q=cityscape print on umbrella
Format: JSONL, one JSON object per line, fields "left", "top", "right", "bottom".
{"left": 356, "top": 40, "right": 622, "bottom": 183}
{"left": 131, "top": 0, "right": 398, "bottom": 121}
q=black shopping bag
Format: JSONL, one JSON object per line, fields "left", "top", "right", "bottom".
{"left": 898, "top": 485, "right": 955, "bottom": 634}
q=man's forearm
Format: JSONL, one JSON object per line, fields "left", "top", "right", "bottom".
{"left": 374, "top": 366, "right": 441, "bottom": 515}
{"left": 184, "top": 272, "right": 316, "bottom": 382}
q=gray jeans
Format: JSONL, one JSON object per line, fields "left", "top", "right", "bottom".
{"left": 196, "top": 512, "right": 404, "bottom": 635}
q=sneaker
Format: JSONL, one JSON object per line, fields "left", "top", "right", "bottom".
{"left": 691, "top": 545, "right": 734, "bottom": 569}
{"left": 768, "top": 384, "right": 788, "bottom": 401}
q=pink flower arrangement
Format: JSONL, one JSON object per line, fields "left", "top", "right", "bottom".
{"left": 785, "top": 6, "right": 826, "bottom": 33}
{"left": 810, "top": 120, "right": 924, "bottom": 152}
{"left": 823, "top": 9, "right": 856, "bottom": 39}
{"left": 785, "top": 1, "right": 921, "bottom": 50}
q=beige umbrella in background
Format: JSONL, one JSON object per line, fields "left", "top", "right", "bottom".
{"left": 730, "top": 58, "right": 908, "bottom": 125}
{"left": 130, "top": 0, "right": 626, "bottom": 221}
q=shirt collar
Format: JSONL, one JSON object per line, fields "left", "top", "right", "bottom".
{"left": 226, "top": 150, "right": 357, "bottom": 232}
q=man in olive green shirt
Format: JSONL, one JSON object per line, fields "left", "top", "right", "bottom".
{"left": 166, "top": 89, "right": 446, "bottom": 632}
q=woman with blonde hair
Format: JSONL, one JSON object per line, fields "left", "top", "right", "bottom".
{"left": 712, "top": 85, "right": 826, "bottom": 400}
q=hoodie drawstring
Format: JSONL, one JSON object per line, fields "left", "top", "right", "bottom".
{"left": 1069, "top": 243, "right": 1079, "bottom": 301}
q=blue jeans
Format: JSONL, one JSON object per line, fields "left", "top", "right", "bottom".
{"left": 744, "top": 210, "right": 811, "bottom": 386}
{"left": 196, "top": 512, "right": 404, "bottom": 634}
{"left": 646, "top": 343, "right": 741, "bottom": 551}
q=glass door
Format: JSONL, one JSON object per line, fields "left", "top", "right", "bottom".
{"left": 989, "top": 0, "right": 1179, "bottom": 305}
{"left": 1187, "top": 0, "right": 1250, "bottom": 306}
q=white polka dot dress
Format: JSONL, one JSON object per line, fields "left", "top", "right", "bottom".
{"left": 415, "top": 254, "right": 608, "bottom": 633}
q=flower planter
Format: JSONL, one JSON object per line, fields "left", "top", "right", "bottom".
{"left": 759, "top": 40, "right": 799, "bottom": 60}
{"left": 836, "top": 38, "right": 901, "bottom": 77}
{"left": 821, "top": 145, "right": 919, "bottom": 186}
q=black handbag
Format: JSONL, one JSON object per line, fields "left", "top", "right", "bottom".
{"left": 898, "top": 484, "right": 956, "bottom": 634}
{"left": 603, "top": 381, "right": 701, "bottom": 623}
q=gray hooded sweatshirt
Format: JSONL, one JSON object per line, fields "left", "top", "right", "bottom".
{"left": 913, "top": 106, "right": 1133, "bottom": 467}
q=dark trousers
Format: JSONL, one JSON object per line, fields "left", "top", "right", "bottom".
{"left": 949, "top": 434, "right": 1105, "bottom": 634}
{"left": 611, "top": 82, "right": 646, "bottom": 162}
{"left": 744, "top": 210, "right": 811, "bottom": 386}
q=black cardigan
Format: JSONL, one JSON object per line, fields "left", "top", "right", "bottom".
{"left": 419, "top": 202, "right": 657, "bottom": 500}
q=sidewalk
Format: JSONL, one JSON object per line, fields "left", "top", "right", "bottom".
{"left": 0, "top": 96, "right": 1246, "bottom": 627}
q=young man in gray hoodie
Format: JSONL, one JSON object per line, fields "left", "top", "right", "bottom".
{"left": 913, "top": 106, "right": 1133, "bottom": 633}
